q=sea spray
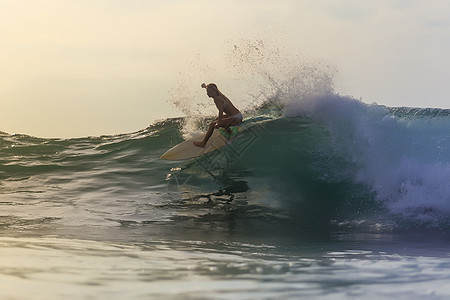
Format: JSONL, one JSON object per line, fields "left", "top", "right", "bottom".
{"left": 167, "top": 37, "right": 336, "bottom": 139}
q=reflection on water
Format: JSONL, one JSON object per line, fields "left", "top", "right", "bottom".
{"left": 1, "top": 236, "right": 450, "bottom": 299}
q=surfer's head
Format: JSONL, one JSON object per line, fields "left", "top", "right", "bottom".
{"left": 202, "top": 83, "right": 219, "bottom": 98}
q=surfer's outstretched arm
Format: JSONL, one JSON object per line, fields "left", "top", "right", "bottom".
{"left": 194, "top": 121, "right": 216, "bottom": 148}
{"left": 194, "top": 98, "right": 226, "bottom": 147}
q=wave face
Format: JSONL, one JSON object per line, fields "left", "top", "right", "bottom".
{"left": 1, "top": 95, "right": 449, "bottom": 234}
{"left": 283, "top": 96, "right": 450, "bottom": 230}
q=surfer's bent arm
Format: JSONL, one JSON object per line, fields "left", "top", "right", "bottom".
{"left": 214, "top": 98, "right": 224, "bottom": 127}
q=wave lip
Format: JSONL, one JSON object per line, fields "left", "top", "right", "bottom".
{"left": 283, "top": 94, "right": 450, "bottom": 224}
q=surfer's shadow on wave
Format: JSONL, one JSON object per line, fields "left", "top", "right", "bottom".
{"left": 165, "top": 168, "right": 249, "bottom": 206}
{"left": 165, "top": 160, "right": 250, "bottom": 209}
{"left": 191, "top": 180, "right": 250, "bottom": 203}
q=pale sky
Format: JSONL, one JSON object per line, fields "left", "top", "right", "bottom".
{"left": 1, "top": 0, "right": 449, "bottom": 137}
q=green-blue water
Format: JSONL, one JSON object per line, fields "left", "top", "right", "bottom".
{"left": 1, "top": 95, "right": 450, "bottom": 299}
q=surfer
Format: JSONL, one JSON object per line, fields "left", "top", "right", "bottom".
{"left": 194, "top": 83, "right": 243, "bottom": 148}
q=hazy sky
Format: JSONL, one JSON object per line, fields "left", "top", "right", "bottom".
{"left": 1, "top": 0, "right": 449, "bottom": 137}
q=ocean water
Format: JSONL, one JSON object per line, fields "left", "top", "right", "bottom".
{"left": 1, "top": 93, "right": 450, "bottom": 299}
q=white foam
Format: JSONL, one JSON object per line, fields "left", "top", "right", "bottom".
{"left": 284, "top": 93, "right": 450, "bottom": 217}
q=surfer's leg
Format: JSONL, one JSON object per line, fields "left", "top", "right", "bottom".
{"left": 194, "top": 121, "right": 216, "bottom": 147}
{"left": 219, "top": 114, "right": 242, "bottom": 131}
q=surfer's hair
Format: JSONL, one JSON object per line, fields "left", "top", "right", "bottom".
{"left": 206, "top": 83, "right": 224, "bottom": 97}
{"left": 202, "top": 83, "right": 230, "bottom": 101}
{"left": 206, "top": 83, "right": 218, "bottom": 92}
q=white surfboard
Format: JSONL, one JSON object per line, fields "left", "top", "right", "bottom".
{"left": 160, "top": 129, "right": 232, "bottom": 161}
{"left": 161, "top": 115, "right": 276, "bottom": 161}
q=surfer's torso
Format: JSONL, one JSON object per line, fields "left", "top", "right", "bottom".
{"left": 215, "top": 95, "right": 240, "bottom": 116}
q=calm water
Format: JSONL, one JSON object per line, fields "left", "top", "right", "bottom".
{"left": 2, "top": 231, "right": 450, "bottom": 299}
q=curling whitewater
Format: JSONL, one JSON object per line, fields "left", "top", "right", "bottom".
{"left": 0, "top": 94, "right": 449, "bottom": 233}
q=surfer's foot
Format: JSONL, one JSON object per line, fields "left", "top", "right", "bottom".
{"left": 193, "top": 141, "right": 206, "bottom": 148}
